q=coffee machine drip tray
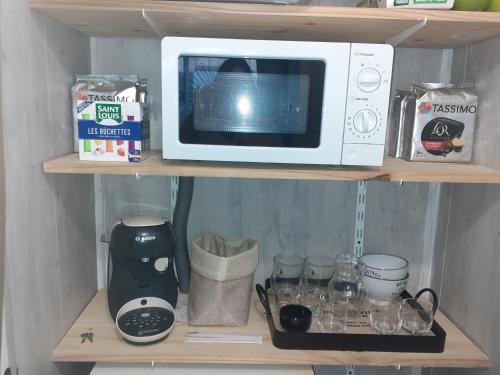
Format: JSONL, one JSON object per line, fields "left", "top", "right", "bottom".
{"left": 116, "top": 297, "right": 175, "bottom": 344}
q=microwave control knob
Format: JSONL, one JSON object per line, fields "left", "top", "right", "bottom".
{"left": 353, "top": 110, "right": 377, "bottom": 133}
{"left": 357, "top": 68, "right": 381, "bottom": 93}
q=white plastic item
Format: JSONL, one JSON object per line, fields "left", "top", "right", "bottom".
{"left": 91, "top": 363, "right": 314, "bottom": 374}
{"left": 359, "top": 0, "right": 454, "bottom": 8}
{"left": 121, "top": 216, "right": 166, "bottom": 227}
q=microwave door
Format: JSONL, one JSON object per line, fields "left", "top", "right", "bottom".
{"left": 162, "top": 37, "right": 352, "bottom": 165}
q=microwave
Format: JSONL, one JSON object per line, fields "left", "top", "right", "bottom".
{"left": 161, "top": 37, "right": 394, "bottom": 166}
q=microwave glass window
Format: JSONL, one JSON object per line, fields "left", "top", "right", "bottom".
{"left": 193, "top": 72, "right": 309, "bottom": 134}
{"left": 178, "top": 56, "right": 325, "bottom": 148}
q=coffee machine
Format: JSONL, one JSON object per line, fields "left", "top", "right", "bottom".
{"left": 107, "top": 216, "right": 178, "bottom": 343}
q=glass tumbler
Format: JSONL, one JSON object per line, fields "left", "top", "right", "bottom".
{"left": 402, "top": 298, "right": 435, "bottom": 335}
{"left": 300, "top": 255, "right": 335, "bottom": 314}
{"left": 317, "top": 300, "right": 348, "bottom": 333}
{"left": 369, "top": 298, "right": 402, "bottom": 335}
{"left": 271, "top": 254, "right": 304, "bottom": 312}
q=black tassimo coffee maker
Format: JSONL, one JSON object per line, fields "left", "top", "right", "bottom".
{"left": 107, "top": 216, "right": 179, "bottom": 343}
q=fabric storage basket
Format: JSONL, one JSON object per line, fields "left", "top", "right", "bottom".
{"left": 188, "top": 233, "right": 258, "bottom": 326}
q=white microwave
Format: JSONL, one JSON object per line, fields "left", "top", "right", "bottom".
{"left": 161, "top": 37, "right": 394, "bottom": 166}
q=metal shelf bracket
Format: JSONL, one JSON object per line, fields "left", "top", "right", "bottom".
{"left": 386, "top": 18, "right": 428, "bottom": 47}
{"left": 142, "top": 9, "right": 165, "bottom": 37}
{"left": 353, "top": 180, "right": 367, "bottom": 258}
{"left": 170, "top": 176, "right": 179, "bottom": 221}
{"left": 345, "top": 181, "right": 368, "bottom": 375}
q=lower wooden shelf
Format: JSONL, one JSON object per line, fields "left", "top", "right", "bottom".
{"left": 44, "top": 152, "right": 500, "bottom": 184}
{"left": 53, "top": 290, "right": 490, "bottom": 367}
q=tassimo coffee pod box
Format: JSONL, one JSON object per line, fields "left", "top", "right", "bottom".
{"left": 388, "top": 83, "right": 478, "bottom": 163}
{"left": 358, "top": 0, "right": 454, "bottom": 8}
{"left": 77, "top": 101, "right": 150, "bottom": 162}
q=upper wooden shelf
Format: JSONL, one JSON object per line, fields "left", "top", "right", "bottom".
{"left": 30, "top": 0, "right": 500, "bottom": 48}
{"left": 44, "top": 152, "right": 500, "bottom": 184}
{"left": 53, "top": 290, "right": 489, "bottom": 367}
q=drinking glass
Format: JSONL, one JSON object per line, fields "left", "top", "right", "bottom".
{"left": 402, "top": 298, "right": 436, "bottom": 335}
{"left": 300, "top": 255, "right": 335, "bottom": 314}
{"left": 369, "top": 298, "right": 402, "bottom": 335}
{"left": 334, "top": 253, "right": 359, "bottom": 268}
{"left": 328, "top": 253, "right": 364, "bottom": 318}
{"left": 317, "top": 300, "right": 348, "bottom": 333}
{"left": 271, "top": 254, "right": 304, "bottom": 312}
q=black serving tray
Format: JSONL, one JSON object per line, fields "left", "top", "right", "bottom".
{"left": 256, "top": 279, "right": 446, "bottom": 353}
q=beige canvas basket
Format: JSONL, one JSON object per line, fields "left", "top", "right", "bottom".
{"left": 188, "top": 233, "right": 258, "bottom": 326}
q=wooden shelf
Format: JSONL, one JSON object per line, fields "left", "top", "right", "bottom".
{"left": 44, "top": 152, "right": 500, "bottom": 184}
{"left": 53, "top": 290, "right": 489, "bottom": 367}
{"left": 30, "top": 0, "right": 500, "bottom": 48}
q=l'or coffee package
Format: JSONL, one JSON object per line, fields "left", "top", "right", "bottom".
{"left": 388, "top": 83, "right": 478, "bottom": 163}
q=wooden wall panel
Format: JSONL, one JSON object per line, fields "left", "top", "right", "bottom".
{"left": 364, "top": 47, "right": 453, "bottom": 298}
{"left": 90, "top": 38, "right": 174, "bottom": 287}
{"left": 90, "top": 38, "right": 162, "bottom": 149}
{"left": 365, "top": 182, "right": 451, "bottom": 303}
{"left": 100, "top": 175, "right": 171, "bottom": 221}
{"left": 0, "top": 0, "right": 6, "bottom": 369}
{"left": 391, "top": 48, "right": 453, "bottom": 93}
{"left": 364, "top": 182, "right": 430, "bottom": 294}
{"left": 95, "top": 175, "right": 171, "bottom": 288}
{"left": 44, "top": 15, "right": 97, "bottom": 337}
{"left": 246, "top": 179, "right": 355, "bottom": 284}
{"left": 433, "top": 184, "right": 500, "bottom": 375}
{"left": 188, "top": 178, "right": 244, "bottom": 241}
{"left": 432, "top": 35, "right": 500, "bottom": 375}
{"left": 455, "top": 38, "right": 500, "bottom": 170}
{"left": 196, "top": 178, "right": 357, "bottom": 285}
{"left": 97, "top": 176, "right": 358, "bottom": 288}
{"left": 428, "top": 183, "right": 453, "bottom": 294}
{"left": 0, "top": 0, "right": 94, "bottom": 374}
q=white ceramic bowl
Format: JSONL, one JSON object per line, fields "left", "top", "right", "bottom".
{"left": 363, "top": 273, "right": 409, "bottom": 300}
{"left": 360, "top": 254, "right": 409, "bottom": 281}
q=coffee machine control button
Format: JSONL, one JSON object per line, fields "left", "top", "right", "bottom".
{"left": 154, "top": 258, "right": 169, "bottom": 272}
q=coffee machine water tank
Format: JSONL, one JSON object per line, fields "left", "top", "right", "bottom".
{"left": 107, "top": 216, "right": 178, "bottom": 320}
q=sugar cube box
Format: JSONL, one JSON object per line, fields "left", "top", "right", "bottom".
{"left": 77, "top": 101, "right": 150, "bottom": 162}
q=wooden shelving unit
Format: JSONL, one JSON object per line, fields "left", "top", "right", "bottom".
{"left": 30, "top": 0, "right": 500, "bottom": 48}
{"left": 32, "top": 2, "right": 498, "bottom": 370}
{"left": 44, "top": 152, "right": 500, "bottom": 184}
{"left": 53, "top": 291, "right": 489, "bottom": 367}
